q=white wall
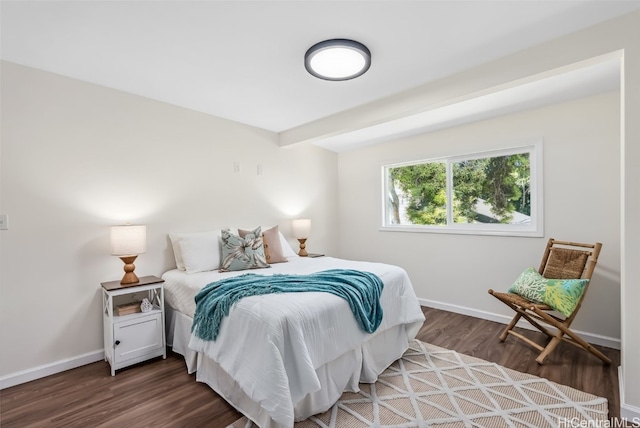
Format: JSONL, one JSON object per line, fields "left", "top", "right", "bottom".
{"left": 0, "top": 61, "right": 338, "bottom": 379}
{"left": 338, "top": 92, "right": 620, "bottom": 341}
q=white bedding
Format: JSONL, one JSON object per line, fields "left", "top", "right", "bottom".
{"left": 163, "top": 256, "right": 425, "bottom": 427}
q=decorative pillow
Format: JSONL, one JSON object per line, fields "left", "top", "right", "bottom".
{"left": 508, "top": 267, "right": 589, "bottom": 317}
{"left": 220, "top": 227, "right": 270, "bottom": 272}
{"left": 279, "top": 231, "right": 298, "bottom": 258}
{"left": 169, "top": 230, "right": 222, "bottom": 274}
{"left": 239, "top": 225, "right": 288, "bottom": 264}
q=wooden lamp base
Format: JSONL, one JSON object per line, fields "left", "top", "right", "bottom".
{"left": 297, "top": 238, "right": 308, "bottom": 257}
{"left": 119, "top": 255, "right": 140, "bottom": 285}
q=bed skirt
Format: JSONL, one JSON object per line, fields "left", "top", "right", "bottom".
{"left": 166, "top": 304, "right": 420, "bottom": 428}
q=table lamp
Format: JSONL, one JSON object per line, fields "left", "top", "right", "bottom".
{"left": 110, "top": 224, "right": 146, "bottom": 285}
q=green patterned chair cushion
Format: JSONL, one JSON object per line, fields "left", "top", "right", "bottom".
{"left": 508, "top": 267, "right": 589, "bottom": 317}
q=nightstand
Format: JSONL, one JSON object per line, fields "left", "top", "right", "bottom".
{"left": 101, "top": 275, "right": 166, "bottom": 376}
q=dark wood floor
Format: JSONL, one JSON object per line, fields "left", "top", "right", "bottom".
{"left": 0, "top": 307, "right": 621, "bottom": 427}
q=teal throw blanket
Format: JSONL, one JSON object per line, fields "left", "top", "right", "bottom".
{"left": 192, "top": 269, "right": 384, "bottom": 341}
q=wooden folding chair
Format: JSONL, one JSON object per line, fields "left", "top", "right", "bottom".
{"left": 488, "top": 238, "right": 610, "bottom": 365}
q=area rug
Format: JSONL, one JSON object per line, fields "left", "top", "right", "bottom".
{"left": 227, "top": 340, "right": 608, "bottom": 428}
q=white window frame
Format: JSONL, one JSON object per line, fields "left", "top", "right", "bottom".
{"left": 380, "top": 141, "right": 543, "bottom": 237}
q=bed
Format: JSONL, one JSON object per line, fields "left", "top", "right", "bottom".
{"left": 163, "top": 231, "right": 425, "bottom": 428}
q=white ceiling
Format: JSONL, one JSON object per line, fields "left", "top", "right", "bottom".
{"left": 1, "top": 1, "right": 638, "bottom": 145}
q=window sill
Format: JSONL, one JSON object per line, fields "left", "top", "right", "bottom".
{"left": 379, "top": 225, "right": 543, "bottom": 238}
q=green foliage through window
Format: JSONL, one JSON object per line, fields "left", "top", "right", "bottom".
{"left": 388, "top": 162, "right": 446, "bottom": 225}
{"left": 384, "top": 145, "right": 539, "bottom": 234}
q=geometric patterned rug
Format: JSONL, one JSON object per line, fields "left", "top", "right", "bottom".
{"left": 228, "top": 340, "right": 608, "bottom": 428}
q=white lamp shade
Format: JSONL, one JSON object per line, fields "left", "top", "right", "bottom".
{"left": 292, "top": 218, "right": 311, "bottom": 239}
{"left": 110, "top": 225, "right": 147, "bottom": 256}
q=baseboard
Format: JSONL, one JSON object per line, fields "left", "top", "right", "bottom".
{"left": 619, "top": 366, "right": 640, "bottom": 423}
{"left": 419, "top": 298, "right": 621, "bottom": 350}
{"left": 0, "top": 349, "right": 104, "bottom": 390}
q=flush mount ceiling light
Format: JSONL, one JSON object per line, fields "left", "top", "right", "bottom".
{"left": 305, "top": 39, "right": 371, "bottom": 81}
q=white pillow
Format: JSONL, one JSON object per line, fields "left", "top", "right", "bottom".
{"left": 169, "top": 230, "right": 222, "bottom": 274}
{"left": 279, "top": 231, "right": 298, "bottom": 258}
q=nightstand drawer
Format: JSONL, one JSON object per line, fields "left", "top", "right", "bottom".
{"left": 114, "top": 312, "right": 163, "bottom": 362}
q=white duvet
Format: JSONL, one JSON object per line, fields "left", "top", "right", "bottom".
{"left": 163, "top": 256, "right": 425, "bottom": 427}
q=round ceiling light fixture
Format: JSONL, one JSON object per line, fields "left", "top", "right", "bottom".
{"left": 304, "top": 39, "right": 371, "bottom": 81}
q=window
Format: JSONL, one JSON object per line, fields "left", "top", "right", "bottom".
{"left": 382, "top": 142, "right": 543, "bottom": 236}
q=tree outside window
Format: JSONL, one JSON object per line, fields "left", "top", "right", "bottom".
{"left": 383, "top": 144, "right": 541, "bottom": 236}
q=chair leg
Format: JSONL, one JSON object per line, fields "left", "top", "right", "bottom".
{"left": 536, "top": 336, "right": 562, "bottom": 364}
{"left": 499, "top": 313, "right": 522, "bottom": 341}
{"left": 533, "top": 308, "right": 612, "bottom": 365}
{"left": 559, "top": 327, "right": 612, "bottom": 365}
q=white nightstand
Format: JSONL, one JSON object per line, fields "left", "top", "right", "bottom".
{"left": 101, "top": 275, "right": 166, "bottom": 376}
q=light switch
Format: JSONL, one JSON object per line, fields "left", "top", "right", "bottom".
{"left": 0, "top": 214, "right": 7, "bottom": 230}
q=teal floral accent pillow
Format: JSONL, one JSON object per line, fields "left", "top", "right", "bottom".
{"left": 219, "top": 227, "right": 270, "bottom": 272}
{"left": 508, "top": 267, "right": 589, "bottom": 317}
